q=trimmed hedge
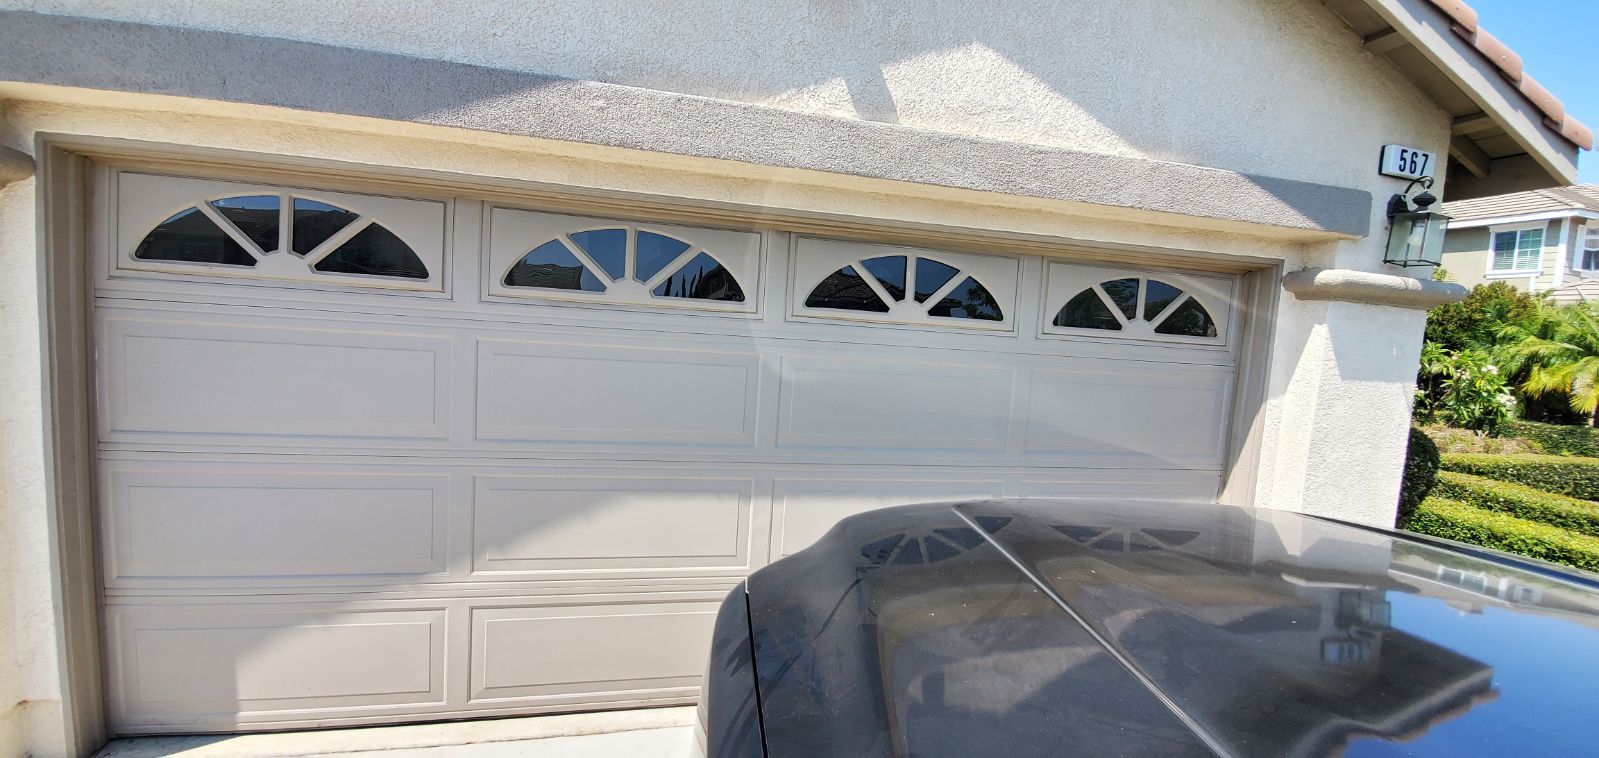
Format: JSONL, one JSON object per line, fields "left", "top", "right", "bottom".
{"left": 1440, "top": 453, "right": 1599, "bottom": 502}
{"left": 1508, "top": 420, "right": 1599, "bottom": 458}
{"left": 1398, "top": 428, "right": 1440, "bottom": 524}
{"left": 1401, "top": 498, "right": 1599, "bottom": 573}
{"left": 1431, "top": 471, "right": 1599, "bottom": 537}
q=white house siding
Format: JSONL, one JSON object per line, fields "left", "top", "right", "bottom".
{"left": 0, "top": 0, "right": 1459, "bottom": 753}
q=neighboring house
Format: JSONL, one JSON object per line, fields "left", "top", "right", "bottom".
{"left": 0, "top": 1, "right": 1590, "bottom": 755}
{"left": 1440, "top": 184, "right": 1599, "bottom": 302}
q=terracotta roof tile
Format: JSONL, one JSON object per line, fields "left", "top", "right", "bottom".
{"left": 1429, "top": 0, "right": 1479, "bottom": 30}
{"left": 1423, "top": 0, "right": 1591, "bottom": 150}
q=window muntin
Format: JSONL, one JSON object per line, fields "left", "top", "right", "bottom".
{"left": 1052, "top": 277, "right": 1217, "bottom": 338}
{"left": 1043, "top": 262, "right": 1233, "bottom": 346}
{"left": 791, "top": 237, "right": 1017, "bottom": 330}
{"left": 488, "top": 208, "right": 761, "bottom": 313}
{"left": 133, "top": 193, "right": 428, "bottom": 281}
{"left": 117, "top": 172, "right": 446, "bottom": 292}
{"left": 1490, "top": 226, "right": 1545, "bottom": 272}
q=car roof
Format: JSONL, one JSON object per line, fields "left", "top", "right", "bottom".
{"left": 745, "top": 498, "right": 1599, "bottom": 757}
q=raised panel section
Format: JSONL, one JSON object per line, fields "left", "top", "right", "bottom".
{"left": 107, "top": 606, "right": 446, "bottom": 725}
{"left": 476, "top": 339, "right": 758, "bottom": 445}
{"left": 473, "top": 475, "right": 752, "bottom": 572}
{"left": 1024, "top": 364, "right": 1232, "bottom": 467}
{"left": 102, "top": 317, "right": 449, "bottom": 439}
{"left": 105, "top": 469, "right": 447, "bottom": 580}
{"left": 771, "top": 478, "right": 1005, "bottom": 557}
{"left": 778, "top": 357, "right": 1012, "bottom": 451}
{"left": 470, "top": 600, "right": 719, "bottom": 703}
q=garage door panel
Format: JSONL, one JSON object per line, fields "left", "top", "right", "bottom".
{"left": 469, "top": 600, "right": 718, "bottom": 703}
{"left": 473, "top": 475, "right": 753, "bottom": 572}
{"left": 102, "top": 317, "right": 450, "bottom": 440}
{"left": 770, "top": 478, "right": 1006, "bottom": 557}
{"left": 777, "top": 356, "right": 1013, "bottom": 451}
{"left": 104, "top": 469, "right": 448, "bottom": 581}
{"left": 108, "top": 606, "right": 447, "bottom": 726}
{"left": 476, "top": 339, "right": 759, "bottom": 446}
{"left": 1017, "top": 470, "right": 1222, "bottom": 501}
{"left": 1024, "top": 365, "right": 1233, "bottom": 466}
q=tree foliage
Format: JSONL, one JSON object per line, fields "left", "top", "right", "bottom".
{"left": 1496, "top": 302, "right": 1599, "bottom": 417}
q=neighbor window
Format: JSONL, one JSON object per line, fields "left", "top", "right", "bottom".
{"left": 1490, "top": 226, "right": 1544, "bottom": 272}
{"left": 1579, "top": 227, "right": 1599, "bottom": 271}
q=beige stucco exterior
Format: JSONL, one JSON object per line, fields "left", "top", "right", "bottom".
{"left": 0, "top": 0, "right": 1532, "bottom": 754}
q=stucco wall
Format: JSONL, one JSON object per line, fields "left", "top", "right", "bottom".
{"left": 2, "top": 0, "right": 1446, "bottom": 196}
{"left": 0, "top": 0, "right": 1459, "bottom": 753}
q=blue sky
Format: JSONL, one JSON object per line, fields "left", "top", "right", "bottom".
{"left": 1465, "top": 0, "right": 1598, "bottom": 183}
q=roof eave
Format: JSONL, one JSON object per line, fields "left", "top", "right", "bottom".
{"left": 1354, "top": 0, "right": 1581, "bottom": 188}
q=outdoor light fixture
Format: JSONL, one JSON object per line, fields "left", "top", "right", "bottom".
{"left": 1383, "top": 176, "right": 1450, "bottom": 268}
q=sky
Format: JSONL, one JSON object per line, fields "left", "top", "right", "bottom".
{"left": 1464, "top": 0, "right": 1599, "bottom": 184}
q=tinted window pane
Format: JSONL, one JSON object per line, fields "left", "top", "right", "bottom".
{"left": 133, "top": 207, "right": 257, "bottom": 267}
{"left": 568, "top": 228, "right": 627, "bottom": 281}
{"left": 860, "top": 255, "right": 907, "bottom": 302}
{"left": 927, "top": 277, "right": 1003, "bottom": 321}
{"left": 504, "top": 239, "right": 605, "bottom": 291}
{"left": 652, "top": 252, "right": 745, "bottom": 302}
{"left": 209, "top": 195, "right": 280, "bottom": 253}
{"left": 635, "top": 231, "right": 692, "bottom": 282}
{"left": 1144, "top": 280, "right": 1183, "bottom": 321}
{"left": 806, "top": 266, "right": 889, "bottom": 312}
{"left": 1101, "top": 278, "right": 1139, "bottom": 320}
{"left": 914, "top": 258, "right": 960, "bottom": 303}
{"left": 1053, "top": 288, "right": 1121, "bottom": 330}
{"left": 312, "top": 223, "right": 429, "bottom": 279}
{"left": 1154, "top": 298, "right": 1218, "bottom": 337}
{"left": 292, "top": 197, "right": 358, "bottom": 256}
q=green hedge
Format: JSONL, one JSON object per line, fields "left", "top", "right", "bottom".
{"left": 1401, "top": 498, "right": 1599, "bottom": 573}
{"left": 1398, "top": 428, "right": 1440, "bottom": 524}
{"left": 1431, "top": 471, "right": 1599, "bottom": 537}
{"left": 1508, "top": 420, "right": 1599, "bottom": 457}
{"left": 1440, "top": 453, "right": 1599, "bottom": 501}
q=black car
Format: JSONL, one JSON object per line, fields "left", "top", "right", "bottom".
{"left": 695, "top": 498, "right": 1599, "bottom": 757}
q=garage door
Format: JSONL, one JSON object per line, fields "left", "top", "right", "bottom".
{"left": 91, "top": 167, "right": 1244, "bottom": 733}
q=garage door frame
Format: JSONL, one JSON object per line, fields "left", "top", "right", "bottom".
{"left": 31, "top": 134, "right": 1282, "bottom": 750}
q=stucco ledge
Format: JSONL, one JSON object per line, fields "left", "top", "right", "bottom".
{"left": 1282, "top": 268, "right": 1467, "bottom": 309}
{"left": 0, "top": 145, "right": 33, "bottom": 187}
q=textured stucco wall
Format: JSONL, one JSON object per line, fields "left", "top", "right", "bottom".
{"left": 0, "top": 171, "right": 64, "bottom": 758}
{"left": 1, "top": 0, "right": 1447, "bottom": 197}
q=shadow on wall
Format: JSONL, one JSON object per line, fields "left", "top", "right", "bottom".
{"left": 2, "top": 0, "right": 1409, "bottom": 191}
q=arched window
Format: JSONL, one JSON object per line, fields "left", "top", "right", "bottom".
{"left": 805, "top": 254, "right": 1002, "bottom": 322}
{"left": 503, "top": 227, "right": 745, "bottom": 303}
{"left": 1053, "top": 277, "right": 1218, "bottom": 338}
{"left": 133, "top": 194, "right": 429, "bottom": 280}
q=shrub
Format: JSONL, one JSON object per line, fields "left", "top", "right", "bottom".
{"left": 1414, "top": 348, "right": 1516, "bottom": 434}
{"left": 1419, "top": 424, "right": 1540, "bottom": 455}
{"left": 1440, "top": 453, "right": 1599, "bottom": 501}
{"left": 1431, "top": 471, "right": 1599, "bottom": 537}
{"left": 1425, "top": 282, "right": 1538, "bottom": 353}
{"left": 1507, "top": 420, "right": 1599, "bottom": 457}
{"left": 1398, "top": 428, "right": 1440, "bottom": 524}
{"left": 1401, "top": 498, "right": 1599, "bottom": 572}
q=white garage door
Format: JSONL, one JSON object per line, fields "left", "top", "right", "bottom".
{"left": 90, "top": 167, "right": 1244, "bottom": 733}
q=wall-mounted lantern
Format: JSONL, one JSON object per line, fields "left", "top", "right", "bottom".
{"left": 1383, "top": 176, "right": 1450, "bottom": 268}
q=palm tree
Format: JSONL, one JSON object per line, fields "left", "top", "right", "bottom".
{"left": 1497, "top": 303, "right": 1599, "bottom": 422}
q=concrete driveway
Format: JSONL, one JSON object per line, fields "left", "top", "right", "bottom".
{"left": 95, "top": 707, "right": 696, "bottom": 757}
